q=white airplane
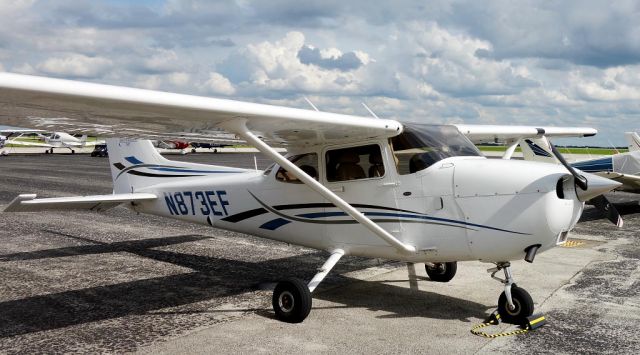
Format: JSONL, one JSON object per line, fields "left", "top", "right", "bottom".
{"left": 0, "top": 72, "right": 620, "bottom": 324}
{"left": 0, "top": 128, "right": 103, "bottom": 154}
{"left": 0, "top": 127, "right": 49, "bottom": 155}
{"left": 38, "top": 131, "right": 104, "bottom": 154}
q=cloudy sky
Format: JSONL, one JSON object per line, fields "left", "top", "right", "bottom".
{"left": 1, "top": 0, "right": 639, "bottom": 146}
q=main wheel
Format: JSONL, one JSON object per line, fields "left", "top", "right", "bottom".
{"left": 498, "top": 285, "right": 534, "bottom": 324}
{"left": 71, "top": 149, "right": 75, "bottom": 154}
{"left": 425, "top": 261, "right": 457, "bottom": 282}
{"left": 272, "top": 278, "right": 312, "bottom": 323}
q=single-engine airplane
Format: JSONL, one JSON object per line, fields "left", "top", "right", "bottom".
{"left": 0, "top": 127, "right": 49, "bottom": 155}
{"left": 38, "top": 131, "right": 104, "bottom": 154}
{"left": 0, "top": 72, "right": 621, "bottom": 324}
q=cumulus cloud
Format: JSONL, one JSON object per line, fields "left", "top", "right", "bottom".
{"left": 37, "top": 54, "right": 113, "bottom": 78}
{"left": 297, "top": 45, "right": 363, "bottom": 71}
{"left": 406, "top": 22, "right": 539, "bottom": 96}
{"left": 217, "top": 32, "right": 373, "bottom": 95}
{"left": 572, "top": 67, "right": 640, "bottom": 101}
{"left": 201, "top": 72, "right": 236, "bottom": 95}
{"left": 1, "top": 1, "right": 640, "bottom": 145}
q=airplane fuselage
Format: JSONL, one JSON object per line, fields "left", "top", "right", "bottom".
{"left": 123, "top": 154, "right": 583, "bottom": 264}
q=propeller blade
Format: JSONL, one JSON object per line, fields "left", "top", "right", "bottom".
{"left": 548, "top": 142, "right": 588, "bottom": 190}
{"left": 590, "top": 195, "right": 624, "bottom": 228}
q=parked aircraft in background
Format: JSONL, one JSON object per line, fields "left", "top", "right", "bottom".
{"left": 0, "top": 72, "right": 620, "bottom": 325}
{"left": 36, "top": 131, "right": 105, "bottom": 154}
{"left": 520, "top": 135, "right": 640, "bottom": 227}
{"left": 627, "top": 132, "right": 640, "bottom": 152}
{"left": 0, "top": 127, "right": 49, "bottom": 155}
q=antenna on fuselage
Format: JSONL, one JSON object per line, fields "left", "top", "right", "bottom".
{"left": 303, "top": 96, "right": 320, "bottom": 112}
{"left": 361, "top": 102, "right": 380, "bottom": 119}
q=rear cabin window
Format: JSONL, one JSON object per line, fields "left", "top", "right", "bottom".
{"left": 275, "top": 153, "right": 318, "bottom": 183}
{"left": 325, "top": 144, "right": 385, "bottom": 182}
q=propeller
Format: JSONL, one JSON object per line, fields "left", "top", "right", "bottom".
{"left": 548, "top": 141, "right": 623, "bottom": 227}
{"left": 590, "top": 195, "right": 624, "bottom": 228}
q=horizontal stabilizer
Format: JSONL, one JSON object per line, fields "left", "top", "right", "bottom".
{"left": 4, "top": 193, "right": 157, "bottom": 212}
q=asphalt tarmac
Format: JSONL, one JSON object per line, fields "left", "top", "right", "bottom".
{"left": 0, "top": 153, "right": 638, "bottom": 354}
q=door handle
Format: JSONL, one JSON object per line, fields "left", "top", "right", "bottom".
{"left": 329, "top": 186, "right": 344, "bottom": 192}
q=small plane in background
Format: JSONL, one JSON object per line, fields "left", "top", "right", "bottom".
{"left": 38, "top": 131, "right": 105, "bottom": 154}
{"left": 0, "top": 72, "right": 620, "bottom": 325}
{"left": 0, "top": 127, "right": 49, "bottom": 155}
{"left": 189, "top": 142, "right": 232, "bottom": 153}
{"left": 518, "top": 133, "right": 640, "bottom": 227}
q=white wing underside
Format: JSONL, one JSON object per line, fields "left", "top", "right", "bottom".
{"left": 0, "top": 73, "right": 598, "bottom": 147}
{"left": 0, "top": 73, "right": 402, "bottom": 147}
{"left": 455, "top": 124, "right": 597, "bottom": 144}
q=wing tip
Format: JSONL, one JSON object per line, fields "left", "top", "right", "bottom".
{"left": 4, "top": 193, "right": 37, "bottom": 212}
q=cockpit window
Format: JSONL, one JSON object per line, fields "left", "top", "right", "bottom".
{"left": 275, "top": 153, "right": 318, "bottom": 183}
{"left": 391, "top": 124, "right": 481, "bottom": 175}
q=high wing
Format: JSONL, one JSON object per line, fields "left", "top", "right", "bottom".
{"left": 5, "top": 193, "right": 158, "bottom": 212}
{"left": 454, "top": 124, "right": 597, "bottom": 144}
{"left": 4, "top": 139, "right": 52, "bottom": 147}
{"left": 0, "top": 72, "right": 402, "bottom": 147}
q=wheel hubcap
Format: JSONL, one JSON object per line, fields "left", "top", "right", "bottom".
{"left": 506, "top": 298, "right": 522, "bottom": 315}
{"left": 278, "top": 291, "right": 295, "bottom": 313}
{"left": 428, "top": 263, "right": 446, "bottom": 275}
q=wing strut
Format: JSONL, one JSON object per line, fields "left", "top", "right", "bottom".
{"left": 222, "top": 119, "right": 416, "bottom": 254}
{"left": 502, "top": 139, "right": 520, "bottom": 160}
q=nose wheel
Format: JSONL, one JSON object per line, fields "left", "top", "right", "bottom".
{"left": 489, "top": 262, "right": 534, "bottom": 324}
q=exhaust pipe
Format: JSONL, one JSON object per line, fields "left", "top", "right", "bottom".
{"left": 524, "top": 244, "right": 541, "bottom": 263}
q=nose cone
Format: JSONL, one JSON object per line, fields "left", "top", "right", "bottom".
{"left": 575, "top": 172, "right": 622, "bottom": 201}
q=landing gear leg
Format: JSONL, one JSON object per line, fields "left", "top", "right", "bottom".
{"left": 488, "top": 262, "right": 534, "bottom": 324}
{"left": 272, "top": 249, "right": 344, "bottom": 323}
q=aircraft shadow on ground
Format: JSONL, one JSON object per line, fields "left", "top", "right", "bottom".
{"left": 0, "top": 233, "right": 487, "bottom": 338}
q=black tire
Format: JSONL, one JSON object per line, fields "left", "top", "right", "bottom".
{"left": 191, "top": 148, "right": 196, "bottom": 153}
{"left": 498, "top": 285, "right": 534, "bottom": 324}
{"left": 71, "top": 149, "right": 75, "bottom": 154}
{"left": 425, "top": 261, "right": 457, "bottom": 282}
{"left": 272, "top": 278, "right": 312, "bottom": 323}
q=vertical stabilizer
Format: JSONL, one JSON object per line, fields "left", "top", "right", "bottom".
{"left": 106, "top": 138, "right": 249, "bottom": 194}
{"left": 520, "top": 137, "right": 557, "bottom": 164}
{"left": 625, "top": 132, "right": 640, "bottom": 152}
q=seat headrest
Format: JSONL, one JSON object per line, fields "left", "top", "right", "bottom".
{"left": 337, "top": 151, "right": 360, "bottom": 164}
{"left": 369, "top": 152, "right": 382, "bottom": 164}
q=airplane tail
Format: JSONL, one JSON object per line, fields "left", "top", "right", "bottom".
{"left": 520, "top": 137, "right": 558, "bottom": 164}
{"left": 625, "top": 132, "right": 640, "bottom": 152}
{"left": 106, "top": 138, "right": 248, "bottom": 194}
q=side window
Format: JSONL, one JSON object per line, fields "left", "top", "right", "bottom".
{"left": 326, "top": 144, "right": 385, "bottom": 182}
{"left": 275, "top": 153, "right": 318, "bottom": 183}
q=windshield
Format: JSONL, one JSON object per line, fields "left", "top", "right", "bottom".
{"left": 391, "top": 123, "right": 481, "bottom": 175}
